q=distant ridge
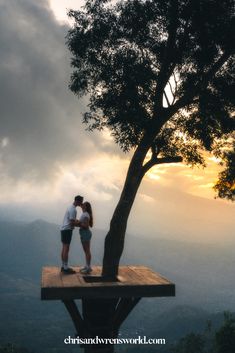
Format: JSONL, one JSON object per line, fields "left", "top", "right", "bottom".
{"left": 0, "top": 218, "right": 235, "bottom": 353}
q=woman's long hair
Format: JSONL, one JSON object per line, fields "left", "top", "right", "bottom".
{"left": 83, "top": 202, "right": 93, "bottom": 227}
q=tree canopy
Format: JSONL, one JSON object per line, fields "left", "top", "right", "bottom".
{"left": 67, "top": 0, "right": 235, "bottom": 201}
{"left": 67, "top": 0, "right": 235, "bottom": 276}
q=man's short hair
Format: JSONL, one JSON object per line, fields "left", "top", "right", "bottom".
{"left": 74, "top": 195, "right": 83, "bottom": 203}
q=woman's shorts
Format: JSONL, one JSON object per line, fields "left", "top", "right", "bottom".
{"left": 79, "top": 228, "right": 92, "bottom": 243}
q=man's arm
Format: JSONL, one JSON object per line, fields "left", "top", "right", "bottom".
{"left": 70, "top": 219, "right": 81, "bottom": 227}
{"left": 68, "top": 207, "right": 79, "bottom": 228}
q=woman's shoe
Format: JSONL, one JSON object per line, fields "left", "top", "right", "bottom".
{"left": 86, "top": 267, "right": 92, "bottom": 274}
{"left": 80, "top": 267, "right": 92, "bottom": 274}
{"left": 79, "top": 266, "right": 88, "bottom": 273}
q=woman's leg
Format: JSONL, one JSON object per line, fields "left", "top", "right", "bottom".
{"left": 82, "top": 241, "right": 91, "bottom": 268}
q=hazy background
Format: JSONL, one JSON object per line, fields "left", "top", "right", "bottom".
{"left": 0, "top": 0, "right": 234, "bottom": 245}
{"left": 0, "top": 218, "right": 235, "bottom": 353}
{"left": 0, "top": 2, "right": 234, "bottom": 352}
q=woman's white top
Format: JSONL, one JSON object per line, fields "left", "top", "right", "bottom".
{"left": 79, "top": 211, "right": 90, "bottom": 226}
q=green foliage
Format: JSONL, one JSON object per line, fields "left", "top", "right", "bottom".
{"left": 67, "top": 0, "right": 235, "bottom": 199}
{"left": 172, "top": 312, "right": 235, "bottom": 353}
{"left": 214, "top": 142, "right": 235, "bottom": 201}
{"left": 215, "top": 312, "right": 235, "bottom": 353}
{"left": 173, "top": 333, "right": 205, "bottom": 353}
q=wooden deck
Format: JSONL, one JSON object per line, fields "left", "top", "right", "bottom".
{"left": 41, "top": 266, "right": 175, "bottom": 300}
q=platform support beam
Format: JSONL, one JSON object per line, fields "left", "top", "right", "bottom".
{"left": 42, "top": 267, "right": 175, "bottom": 353}
{"left": 62, "top": 297, "right": 141, "bottom": 353}
{"left": 62, "top": 300, "right": 84, "bottom": 337}
{"left": 82, "top": 298, "right": 119, "bottom": 353}
{"left": 113, "top": 297, "right": 141, "bottom": 331}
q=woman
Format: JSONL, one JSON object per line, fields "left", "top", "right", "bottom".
{"left": 78, "top": 201, "right": 93, "bottom": 274}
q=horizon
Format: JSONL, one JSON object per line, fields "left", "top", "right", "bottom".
{"left": 1, "top": 200, "right": 234, "bottom": 246}
{"left": 0, "top": 0, "right": 234, "bottom": 247}
{"left": 0, "top": 3, "right": 234, "bottom": 353}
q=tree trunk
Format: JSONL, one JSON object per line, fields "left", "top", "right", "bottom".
{"left": 82, "top": 298, "right": 119, "bottom": 353}
{"left": 102, "top": 142, "right": 149, "bottom": 278}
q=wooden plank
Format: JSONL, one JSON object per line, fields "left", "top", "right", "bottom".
{"left": 80, "top": 267, "right": 123, "bottom": 288}
{"left": 89, "top": 267, "right": 102, "bottom": 276}
{"left": 118, "top": 267, "right": 144, "bottom": 284}
{"left": 117, "top": 267, "right": 134, "bottom": 283}
{"left": 120, "top": 266, "right": 164, "bottom": 285}
{"left": 42, "top": 266, "right": 174, "bottom": 288}
{"left": 41, "top": 267, "right": 63, "bottom": 288}
{"left": 127, "top": 266, "right": 162, "bottom": 285}
{"left": 130, "top": 266, "right": 173, "bottom": 284}
{"left": 41, "top": 283, "right": 175, "bottom": 300}
{"left": 131, "top": 267, "right": 171, "bottom": 285}
{"left": 42, "top": 266, "right": 173, "bottom": 287}
{"left": 42, "top": 287, "right": 173, "bottom": 300}
{"left": 80, "top": 268, "right": 110, "bottom": 289}
{"left": 75, "top": 274, "right": 86, "bottom": 286}
{"left": 127, "top": 266, "right": 155, "bottom": 284}
{"left": 61, "top": 273, "right": 83, "bottom": 288}
{"left": 41, "top": 266, "right": 175, "bottom": 300}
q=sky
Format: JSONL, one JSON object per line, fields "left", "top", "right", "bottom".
{"left": 0, "top": 0, "right": 234, "bottom": 244}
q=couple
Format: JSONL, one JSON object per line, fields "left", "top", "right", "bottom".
{"left": 60, "top": 195, "right": 93, "bottom": 275}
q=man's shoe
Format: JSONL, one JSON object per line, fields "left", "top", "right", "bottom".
{"left": 61, "top": 267, "right": 76, "bottom": 274}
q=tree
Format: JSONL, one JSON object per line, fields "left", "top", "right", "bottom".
{"left": 172, "top": 312, "right": 235, "bottom": 353}
{"left": 215, "top": 312, "right": 235, "bottom": 353}
{"left": 67, "top": 0, "right": 235, "bottom": 278}
{"left": 173, "top": 332, "right": 206, "bottom": 353}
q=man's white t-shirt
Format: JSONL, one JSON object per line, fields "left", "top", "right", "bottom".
{"left": 61, "top": 205, "right": 77, "bottom": 231}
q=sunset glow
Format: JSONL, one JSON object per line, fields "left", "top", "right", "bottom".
{"left": 0, "top": 0, "right": 234, "bottom": 245}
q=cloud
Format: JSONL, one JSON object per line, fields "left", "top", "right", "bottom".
{"left": 128, "top": 176, "right": 235, "bottom": 244}
{"left": 0, "top": 0, "right": 234, "bottom": 245}
{"left": 0, "top": 0, "right": 121, "bottom": 183}
{"left": 48, "top": 0, "right": 85, "bottom": 24}
{"left": 145, "top": 156, "right": 223, "bottom": 199}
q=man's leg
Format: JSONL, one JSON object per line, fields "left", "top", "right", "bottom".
{"left": 60, "top": 230, "right": 75, "bottom": 274}
{"left": 61, "top": 243, "right": 70, "bottom": 269}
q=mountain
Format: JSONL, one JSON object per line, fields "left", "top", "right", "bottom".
{"left": 0, "top": 219, "right": 234, "bottom": 352}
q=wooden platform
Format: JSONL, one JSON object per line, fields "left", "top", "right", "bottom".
{"left": 41, "top": 266, "right": 175, "bottom": 300}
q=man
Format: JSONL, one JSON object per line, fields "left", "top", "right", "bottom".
{"left": 60, "top": 195, "right": 83, "bottom": 274}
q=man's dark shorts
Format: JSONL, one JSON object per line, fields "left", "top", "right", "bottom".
{"left": 61, "top": 229, "right": 73, "bottom": 245}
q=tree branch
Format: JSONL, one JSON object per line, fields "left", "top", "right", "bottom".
{"left": 203, "top": 50, "right": 231, "bottom": 84}
{"left": 168, "top": 79, "right": 176, "bottom": 104}
{"left": 173, "top": 71, "right": 178, "bottom": 91}
{"left": 142, "top": 155, "right": 183, "bottom": 174}
{"left": 154, "top": 0, "right": 179, "bottom": 109}
{"left": 163, "top": 90, "right": 171, "bottom": 107}
{"left": 176, "top": 19, "right": 191, "bottom": 59}
{"left": 168, "top": 50, "right": 231, "bottom": 116}
{"left": 151, "top": 144, "right": 159, "bottom": 156}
